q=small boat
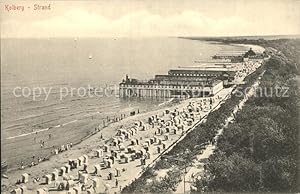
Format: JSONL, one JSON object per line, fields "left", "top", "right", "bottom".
{"left": 89, "top": 55, "right": 93, "bottom": 59}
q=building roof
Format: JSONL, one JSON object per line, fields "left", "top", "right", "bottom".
{"left": 170, "top": 66, "right": 237, "bottom": 72}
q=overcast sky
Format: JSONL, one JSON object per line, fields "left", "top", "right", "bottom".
{"left": 1, "top": 0, "right": 300, "bottom": 38}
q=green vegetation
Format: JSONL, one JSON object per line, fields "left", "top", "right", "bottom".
{"left": 193, "top": 39, "right": 299, "bottom": 192}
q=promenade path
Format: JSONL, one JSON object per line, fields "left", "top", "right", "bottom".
{"left": 175, "top": 71, "right": 265, "bottom": 193}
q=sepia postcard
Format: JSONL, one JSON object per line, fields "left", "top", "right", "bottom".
{"left": 1, "top": 0, "right": 299, "bottom": 193}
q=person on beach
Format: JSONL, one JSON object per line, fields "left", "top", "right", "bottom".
{"left": 81, "top": 184, "right": 86, "bottom": 191}
{"left": 115, "top": 179, "right": 118, "bottom": 188}
{"left": 20, "top": 161, "right": 25, "bottom": 169}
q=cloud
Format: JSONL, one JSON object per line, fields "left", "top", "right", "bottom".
{"left": 1, "top": 8, "right": 299, "bottom": 38}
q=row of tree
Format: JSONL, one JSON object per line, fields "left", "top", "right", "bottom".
{"left": 194, "top": 39, "right": 299, "bottom": 192}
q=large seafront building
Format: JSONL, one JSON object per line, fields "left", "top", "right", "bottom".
{"left": 119, "top": 48, "right": 263, "bottom": 99}
{"left": 119, "top": 64, "right": 235, "bottom": 99}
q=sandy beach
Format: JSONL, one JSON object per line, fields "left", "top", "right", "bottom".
{"left": 2, "top": 85, "right": 234, "bottom": 193}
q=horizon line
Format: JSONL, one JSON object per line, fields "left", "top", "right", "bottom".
{"left": 1, "top": 34, "right": 300, "bottom": 39}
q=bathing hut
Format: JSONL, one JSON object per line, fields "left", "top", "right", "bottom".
{"left": 117, "top": 137, "right": 123, "bottom": 144}
{"left": 62, "top": 174, "right": 70, "bottom": 181}
{"left": 66, "top": 144, "right": 71, "bottom": 150}
{"left": 119, "top": 153, "right": 125, "bottom": 159}
{"left": 124, "top": 131, "right": 131, "bottom": 139}
{"left": 104, "top": 159, "right": 113, "bottom": 168}
{"left": 82, "top": 163, "right": 88, "bottom": 173}
{"left": 78, "top": 156, "right": 84, "bottom": 166}
{"left": 142, "top": 143, "right": 149, "bottom": 152}
{"left": 146, "top": 152, "right": 150, "bottom": 159}
{"left": 136, "top": 121, "right": 143, "bottom": 127}
{"left": 95, "top": 149, "right": 103, "bottom": 158}
{"left": 177, "top": 124, "right": 184, "bottom": 130}
{"left": 103, "top": 145, "right": 109, "bottom": 152}
{"left": 157, "top": 138, "right": 162, "bottom": 145}
{"left": 119, "top": 143, "right": 125, "bottom": 151}
{"left": 115, "top": 168, "right": 121, "bottom": 177}
{"left": 130, "top": 139, "right": 136, "bottom": 145}
{"left": 122, "top": 155, "right": 129, "bottom": 163}
{"left": 73, "top": 187, "right": 80, "bottom": 194}
{"left": 156, "top": 128, "right": 162, "bottom": 135}
{"left": 174, "top": 117, "right": 180, "bottom": 125}
{"left": 187, "top": 105, "right": 193, "bottom": 112}
{"left": 119, "top": 134, "right": 126, "bottom": 142}
{"left": 72, "top": 159, "right": 79, "bottom": 169}
{"left": 86, "top": 189, "right": 93, "bottom": 194}
{"left": 90, "top": 178, "right": 99, "bottom": 189}
{"left": 60, "top": 167, "right": 66, "bottom": 176}
{"left": 130, "top": 153, "right": 136, "bottom": 161}
{"left": 117, "top": 129, "right": 124, "bottom": 136}
{"left": 112, "top": 138, "right": 119, "bottom": 146}
{"left": 163, "top": 135, "right": 169, "bottom": 141}
{"left": 51, "top": 170, "right": 59, "bottom": 181}
{"left": 128, "top": 129, "right": 134, "bottom": 136}
{"left": 127, "top": 146, "right": 135, "bottom": 153}
{"left": 104, "top": 153, "right": 112, "bottom": 161}
{"left": 36, "top": 188, "right": 47, "bottom": 194}
{"left": 140, "top": 157, "right": 146, "bottom": 166}
{"left": 186, "top": 118, "right": 193, "bottom": 126}
{"left": 145, "top": 140, "right": 150, "bottom": 147}
{"left": 79, "top": 173, "right": 89, "bottom": 184}
{"left": 44, "top": 174, "right": 52, "bottom": 184}
{"left": 140, "top": 148, "right": 147, "bottom": 156}
{"left": 11, "top": 188, "right": 22, "bottom": 194}
{"left": 107, "top": 171, "right": 113, "bottom": 180}
{"left": 19, "top": 186, "right": 27, "bottom": 194}
{"left": 94, "top": 164, "right": 101, "bottom": 175}
{"left": 134, "top": 121, "right": 139, "bottom": 126}
{"left": 156, "top": 146, "right": 161, "bottom": 154}
{"left": 64, "top": 164, "right": 71, "bottom": 173}
{"left": 172, "top": 128, "right": 177, "bottom": 134}
{"left": 58, "top": 181, "right": 65, "bottom": 190}
{"left": 131, "top": 127, "right": 138, "bottom": 134}
{"left": 21, "top": 173, "right": 29, "bottom": 183}
{"left": 83, "top": 155, "right": 89, "bottom": 164}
